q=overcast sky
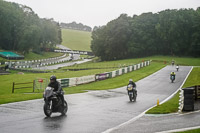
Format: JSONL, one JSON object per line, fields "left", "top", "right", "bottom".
{"left": 5, "top": 0, "right": 200, "bottom": 27}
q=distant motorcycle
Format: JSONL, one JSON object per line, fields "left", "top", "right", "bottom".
{"left": 127, "top": 84, "right": 137, "bottom": 102}
{"left": 176, "top": 66, "right": 179, "bottom": 71}
{"left": 43, "top": 87, "right": 68, "bottom": 117}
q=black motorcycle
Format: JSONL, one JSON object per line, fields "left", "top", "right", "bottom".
{"left": 127, "top": 84, "right": 137, "bottom": 102}
{"left": 170, "top": 75, "right": 175, "bottom": 83}
{"left": 43, "top": 87, "right": 68, "bottom": 117}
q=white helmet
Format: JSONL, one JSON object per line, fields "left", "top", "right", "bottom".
{"left": 129, "top": 79, "right": 133, "bottom": 82}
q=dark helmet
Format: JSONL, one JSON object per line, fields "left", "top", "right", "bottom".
{"left": 129, "top": 79, "right": 133, "bottom": 83}
{"left": 50, "top": 75, "right": 56, "bottom": 81}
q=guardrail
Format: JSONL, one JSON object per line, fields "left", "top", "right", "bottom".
{"left": 57, "top": 60, "right": 150, "bottom": 87}
{"left": 57, "top": 78, "right": 70, "bottom": 87}
{"left": 10, "top": 60, "right": 150, "bottom": 93}
{"left": 4, "top": 53, "right": 69, "bottom": 69}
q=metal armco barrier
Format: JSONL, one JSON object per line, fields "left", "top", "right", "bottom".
{"left": 95, "top": 73, "right": 111, "bottom": 81}
{"left": 58, "top": 60, "right": 150, "bottom": 88}
{"left": 60, "top": 78, "right": 69, "bottom": 87}
{"left": 4, "top": 54, "right": 68, "bottom": 69}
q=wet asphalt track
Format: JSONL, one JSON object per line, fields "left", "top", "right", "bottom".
{"left": 0, "top": 65, "right": 192, "bottom": 133}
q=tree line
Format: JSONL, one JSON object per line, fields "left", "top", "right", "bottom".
{"left": 60, "top": 22, "right": 92, "bottom": 32}
{"left": 91, "top": 8, "right": 200, "bottom": 61}
{"left": 0, "top": 0, "right": 62, "bottom": 54}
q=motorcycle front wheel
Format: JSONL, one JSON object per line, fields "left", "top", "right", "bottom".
{"left": 44, "top": 101, "right": 52, "bottom": 117}
{"left": 61, "top": 101, "right": 68, "bottom": 115}
{"left": 129, "top": 94, "right": 133, "bottom": 102}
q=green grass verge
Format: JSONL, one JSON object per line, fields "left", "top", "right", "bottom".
{"left": 64, "top": 62, "right": 165, "bottom": 94}
{"left": 139, "top": 56, "right": 200, "bottom": 66}
{"left": 61, "top": 29, "right": 92, "bottom": 51}
{"left": 0, "top": 62, "right": 165, "bottom": 104}
{"left": 146, "top": 67, "right": 200, "bottom": 114}
{"left": 62, "top": 56, "right": 200, "bottom": 70}
{"left": 0, "top": 56, "right": 199, "bottom": 105}
{"left": 24, "top": 52, "right": 64, "bottom": 60}
{"left": 175, "top": 128, "right": 200, "bottom": 133}
{"left": 182, "top": 67, "right": 200, "bottom": 88}
{"left": 146, "top": 91, "right": 180, "bottom": 114}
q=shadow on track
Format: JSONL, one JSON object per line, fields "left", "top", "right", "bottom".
{"left": 42, "top": 115, "right": 67, "bottom": 132}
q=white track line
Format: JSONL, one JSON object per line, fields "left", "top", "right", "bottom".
{"left": 155, "top": 126, "right": 200, "bottom": 133}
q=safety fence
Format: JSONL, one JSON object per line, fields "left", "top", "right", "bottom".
{"left": 57, "top": 60, "right": 150, "bottom": 88}
{"left": 12, "top": 81, "right": 34, "bottom": 93}
{"left": 54, "top": 49, "right": 93, "bottom": 56}
{"left": 33, "top": 78, "right": 48, "bottom": 92}
{"left": 12, "top": 78, "right": 49, "bottom": 93}
{"left": 11, "top": 61, "right": 150, "bottom": 93}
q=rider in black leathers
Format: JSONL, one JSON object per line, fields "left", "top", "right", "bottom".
{"left": 127, "top": 79, "right": 137, "bottom": 95}
{"left": 48, "top": 75, "right": 64, "bottom": 106}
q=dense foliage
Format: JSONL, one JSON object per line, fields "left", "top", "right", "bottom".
{"left": 91, "top": 8, "right": 200, "bottom": 60}
{"left": 60, "top": 22, "right": 92, "bottom": 32}
{"left": 0, "top": 0, "right": 62, "bottom": 54}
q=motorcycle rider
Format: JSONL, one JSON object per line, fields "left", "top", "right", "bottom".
{"left": 176, "top": 65, "right": 179, "bottom": 71}
{"left": 127, "top": 79, "right": 137, "bottom": 95}
{"left": 171, "top": 60, "right": 175, "bottom": 66}
{"left": 48, "top": 75, "right": 64, "bottom": 106}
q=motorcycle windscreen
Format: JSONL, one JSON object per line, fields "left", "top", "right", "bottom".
{"left": 127, "top": 84, "right": 133, "bottom": 91}
{"left": 44, "top": 87, "right": 54, "bottom": 98}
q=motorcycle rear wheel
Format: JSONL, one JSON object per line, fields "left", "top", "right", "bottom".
{"left": 134, "top": 94, "right": 137, "bottom": 102}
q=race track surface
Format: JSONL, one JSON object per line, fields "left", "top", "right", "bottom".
{"left": 0, "top": 65, "right": 192, "bottom": 133}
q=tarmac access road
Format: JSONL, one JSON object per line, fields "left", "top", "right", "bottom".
{"left": 34, "top": 58, "right": 92, "bottom": 70}
{"left": 0, "top": 65, "right": 192, "bottom": 133}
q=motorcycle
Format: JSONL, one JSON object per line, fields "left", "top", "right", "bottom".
{"left": 127, "top": 84, "right": 137, "bottom": 102}
{"left": 170, "top": 75, "right": 175, "bottom": 83}
{"left": 176, "top": 66, "right": 179, "bottom": 71}
{"left": 43, "top": 87, "right": 68, "bottom": 117}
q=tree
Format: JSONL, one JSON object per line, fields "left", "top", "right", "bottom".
{"left": 190, "top": 7, "right": 200, "bottom": 57}
{"left": 91, "top": 8, "right": 200, "bottom": 60}
{"left": 0, "top": 0, "right": 62, "bottom": 54}
{"left": 128, "top": 12, "right": 159, "bottom": 57}
{"left": 91, "top": 14, "right": 132, "bottom": 60}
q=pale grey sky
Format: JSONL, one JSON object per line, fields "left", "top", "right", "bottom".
{"left": 5, "top": 0, "right": 200, "bottom": 27}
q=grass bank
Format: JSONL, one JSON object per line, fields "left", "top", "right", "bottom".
{"left": 0, "top": 56, "right": 199, "bottom": 104}
{"left": 62, "top": 56, "right": 200, "bottom": 70}
{"left": 64, "top": 62, "right": 165, "bottom": 94}
{"left": 0, "top": 61, "right": 165, "bottom": 104}
{"left": 24, "top": 52, "right": 65, "bottom": 60}
{"left": 176, "top": 128, "right": 200, "bottom": 133}
{"left": 61, "top": 29, "right": 91, "bottom": 51}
